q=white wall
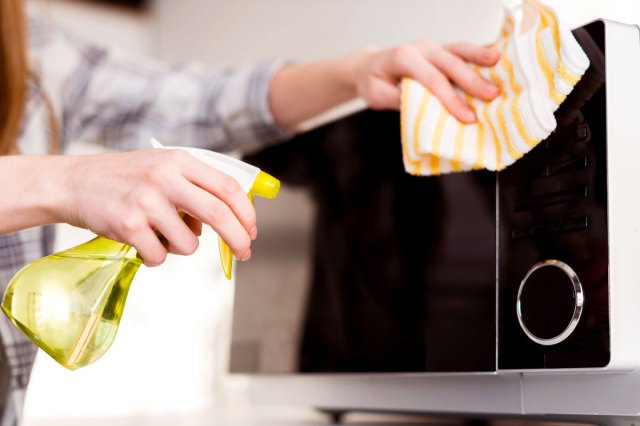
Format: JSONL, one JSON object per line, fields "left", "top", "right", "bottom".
{"left": 549, "top": 0, "right": 640, "bottom": 28}
{"left": 154, "top": 0, "right": 503, "bottom": 65}
{"left": 153, "top": 0, "right": 640, "bottom": 68}
{"left": 30, "top": 0, "right": 156, "bottom": 55}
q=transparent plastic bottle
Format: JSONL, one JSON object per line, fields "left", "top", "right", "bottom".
{"left": 2, "top": 237, "right": 141, "bottom": 370}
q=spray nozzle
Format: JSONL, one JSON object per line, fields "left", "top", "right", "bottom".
{"left": 151, "top": 138, "right": 280, "bottom": 280}
{"left": 252, "top": 171, "right": 281, "bottom": 199}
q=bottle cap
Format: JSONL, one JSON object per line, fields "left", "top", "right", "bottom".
{"left": 251, "top": 171, "right": 280, "bottom": 199}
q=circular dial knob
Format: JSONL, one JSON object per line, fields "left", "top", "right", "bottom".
{"left": 516, "top": 260, "right": 584, "bottom": 346}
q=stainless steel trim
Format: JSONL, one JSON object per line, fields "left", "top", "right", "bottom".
{"left": 495, "top": 173, "right": 500, "bottom": 370}
{"left": 516, "top": 260, "right": 584, "bottom": 346}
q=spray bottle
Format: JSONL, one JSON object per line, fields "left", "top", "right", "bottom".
{"left": 1, "top": 139, "right": 280, "bottom": 370}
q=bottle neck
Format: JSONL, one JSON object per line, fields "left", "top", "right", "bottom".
{"left": 60, "top": 237, "right": 141, "bottom": 263}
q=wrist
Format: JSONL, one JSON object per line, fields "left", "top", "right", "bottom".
{"left": 340, "top": 46, "right": 380, "bottom": 97}
{"left": 0, "top": 155, "right": 77, "bottom": 234}
{"left": 41, "top": 155, "right": 78, "bottom": 226}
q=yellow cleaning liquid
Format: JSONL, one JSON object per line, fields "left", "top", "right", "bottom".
{"left": 2, "top": 240, "right": 141, "bottom": 370}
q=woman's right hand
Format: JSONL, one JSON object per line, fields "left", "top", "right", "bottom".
{"left": 55, "top": 149, "right": 256, "bottom": 266}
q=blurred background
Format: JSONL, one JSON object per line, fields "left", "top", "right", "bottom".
{"left": 21, "top": 0, "right": 640, "bottom": 424}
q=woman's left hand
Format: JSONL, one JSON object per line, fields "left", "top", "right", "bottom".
{"left": 351, "top": 40, "right": 501, "bottom": 123}
{"left": 269, "top": 39, "right": 501, "bottom": 131}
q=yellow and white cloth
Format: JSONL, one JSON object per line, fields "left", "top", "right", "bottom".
{"left": 400, "top": 0, "right": 590, "bottom": 176}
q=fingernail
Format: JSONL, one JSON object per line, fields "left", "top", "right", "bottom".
{"left": 250, "top": 226, "right": 257, "bottom": 240}
{"left": 486, "top": 85, "right": 500, "bottom": 97}
{"left": 463, "top": 109, "right": 476, "bottom": 123}
{"left": 241, "top": 249, "right": 252, "bottom": 261}
{"left": 486, "top": 49, "right": 500, "bottom": 62}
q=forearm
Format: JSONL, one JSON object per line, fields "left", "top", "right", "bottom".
{"left": 268, "top": 50, "right": 368, "bottom": 131}
{"left": 0, "top": 155, "right": 68, "bottom": 234}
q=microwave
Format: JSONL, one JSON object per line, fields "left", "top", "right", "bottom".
{"left": 231, "top": 19, "right": 640, "bottom": 425}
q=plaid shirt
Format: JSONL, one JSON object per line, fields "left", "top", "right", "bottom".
{"left": 0, "top": 16, "right": 288, "bottom": 425}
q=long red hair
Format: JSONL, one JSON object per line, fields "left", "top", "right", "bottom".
{"left": 0, "top": 0, "right": 28, "bottom": 155}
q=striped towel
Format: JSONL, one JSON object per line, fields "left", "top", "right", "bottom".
{"left": 400, "top": 0, "right": 590, "bottom": 176}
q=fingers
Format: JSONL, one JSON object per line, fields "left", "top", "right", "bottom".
{"left": 389, "top": 43, "right": 477, "bottom": 123}
{"left": 116, "top": 196, "right": 199, "bottom": 265}
{"left": 182, "top": 158, "right": 257, "bottom": 240}
{"left": 445, "top": 42, "right": 500, "bottom": 67}
{"left": 145, "top": 149, "right": 256, "bottom": 261}
{"left": 70, "top": 149, "right": 262, "bottom": 269}
{"left": 158, "top": 152, "right": 255, "bottom": 261}
{"left": 149, "top": 204, "right": 200, "bottom": 257}
{"left": 183, "top": 214, "right": 202, "bottom": 237}
{"left": 120, "top": 218, "right": 168, "bottom": 267}
{"left": 422, "top": 64, "right": 476, "bottom": 123}
{"left": 135, "top": 185, "right": 252, "bottom": 264}
{"left": 428, "top": 45, "right": 500, "bottom": 102}
{"left": 85, "top": 149, "right": 260, "bottom": 266}
{"left": 370, "top": 39, "right": 503, "bottom": 121}
{"left": 163, "top": 214, "right": 202, "bottom": 254}
{"left": 170, "top": 177, "right": 254, "bottom": 261}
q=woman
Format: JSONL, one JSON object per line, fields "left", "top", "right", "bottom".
{"left": 0, "top": 0, "right": 499, "bottom": 423}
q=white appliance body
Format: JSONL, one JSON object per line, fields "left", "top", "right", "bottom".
{"left": 233, "top": 19, "right": 640, "bottom": 425}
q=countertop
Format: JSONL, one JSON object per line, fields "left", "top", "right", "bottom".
{"left": 23, "top": 404, "right": 506, "bottom": 426}
{"left": 24, "top": 404, "right": 577, "bottom": 426}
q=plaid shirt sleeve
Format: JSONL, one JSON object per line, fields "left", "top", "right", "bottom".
{"left": 30, "top": 17, "right": 291, "bottom": 154}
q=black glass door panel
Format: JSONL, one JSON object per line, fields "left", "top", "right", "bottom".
{"left": 233, "top": 110, "right": 497, "bottom": 373}
{"left": 498, "top": 21, "right": 610, "bottom": 369}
